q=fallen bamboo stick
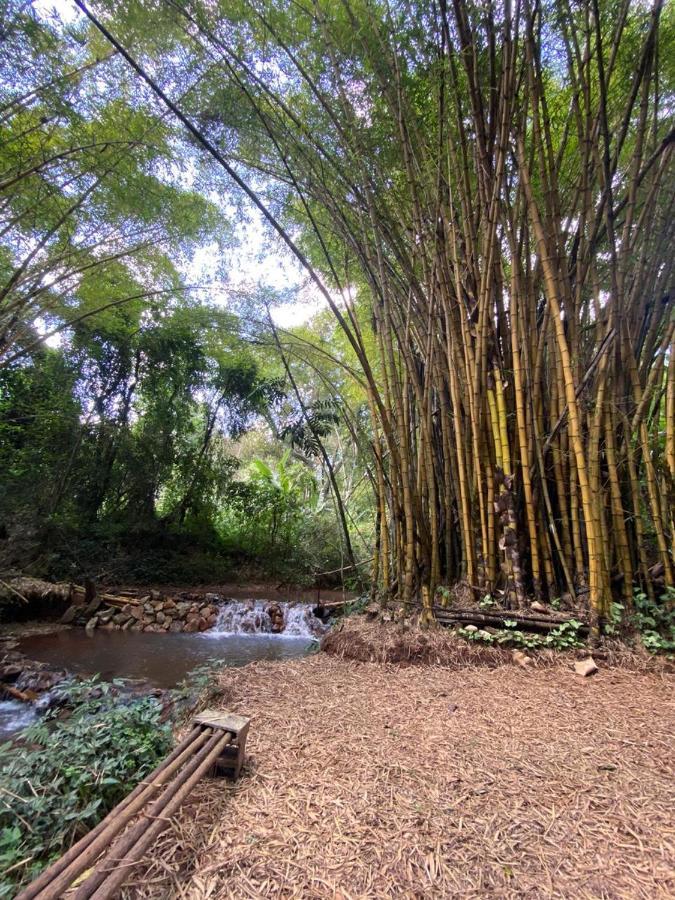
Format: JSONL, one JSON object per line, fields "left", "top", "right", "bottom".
{"left": 0, "top": 578, "right": 29, "bottom": 604}
{"left": 73, "top": 730, "right": 231, "bottom": 900}
{"left": 17, "top": 727, "right": 205, "bottom": 900}
{"left": 70, "top": 586, "right": 140, "bottom": 608}
{"left": 432, "top": 606, "right": 588, "bottom": 633}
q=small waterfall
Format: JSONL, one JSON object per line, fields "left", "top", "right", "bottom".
{"left": 0, "top": 699, "right": 39, "bottom": 741}
{"left": 209, "top": 600, "right": 326, "bottom": 639}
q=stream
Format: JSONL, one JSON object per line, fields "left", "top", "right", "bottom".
{"left": 2, "top": 600, "right": 326, "bottom": 740}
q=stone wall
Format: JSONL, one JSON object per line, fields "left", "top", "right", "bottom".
{"left": 62, "top": 592, "right": 223, "bottom": 635}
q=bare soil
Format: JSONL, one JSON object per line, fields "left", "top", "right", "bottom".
{"left": 126, "top": 638, "right": 675, "bottom": 899}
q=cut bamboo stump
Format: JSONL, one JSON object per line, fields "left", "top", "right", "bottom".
{"left": 17, "top": 709, "right": 250, "bottom": 900}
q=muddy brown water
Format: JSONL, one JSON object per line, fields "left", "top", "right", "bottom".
{"left": 3, "top": 589, "right": 339, "bottom": 739}
{"left": 16, "top": 628, "right": 316, "bottom": 690}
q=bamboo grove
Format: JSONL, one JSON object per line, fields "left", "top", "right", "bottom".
{"left": 77, "top": 0, "right": 674, "bottom": 627}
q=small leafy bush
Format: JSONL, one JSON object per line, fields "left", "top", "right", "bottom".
{"left": 458, "top": 618, "right": 585, "bottom": 651}
{"left": 632, "top": 587, "right": 675, "bottom": 655}
{"left": 0, "top": 682, "right": 171, "bottom": 896}
{"left": 337, "top": 594, "right": 370, "bottom": 618}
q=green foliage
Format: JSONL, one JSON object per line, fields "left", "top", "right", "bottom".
{"left": 0, "top": 683, "right": 171, "bottom": 896}
{"left": 631, "top": 588, "right": 675, "bottom": 655}
{"left": 220, "top": 450, "right": 343, "bottom": 581}
{"left": 604, "top": 602, "right": 625, "bottom": 636}
{"left": 458, "top": 619, "right": 585, "bottom": 652}
{"left": 336, "top": 594, "right": 370, "bottom": 618}
{"left": 280, "top": 399, "right": 340, "bottom": 458}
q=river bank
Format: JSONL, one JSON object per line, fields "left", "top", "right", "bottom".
{"left": 0, "top": 588, "right": 331, "bottom": 741}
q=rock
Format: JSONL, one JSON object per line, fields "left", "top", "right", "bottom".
{"left": 199, "top": 605, "right": 211, "bottom": 617}
{"left": 169, "top": 621, "right": 183, "bottom": 633}
{"left": 122, "top": 603, "right": 135, "bottom": 617}
{"left": 85, "top": 616, "right": 98, "bottom": 634}
{"left": 512, "top": 649, "right": 532, "bottom": 668}
{"left": 98, "top": 607, "right": 114, "bottom": 623}
{"left": 477, "top": 629, "right": 492, "bottom": 640}
{"left": 83, "top": 597, "right": 103, "bottom": 617}
{"left": 150, "top": 590, "right": 161, "bottom": 601}
{"left": 122, "top": 619, "right": 134, "bottom": 631}
{"left": 130, "top": 606, "right": 144, "bottom": 621}
{"left": 100, "top": 622, "right": 115, "bottom": 631}
{"left": 156, "top": 611, "right": 166, "bottom": 625}
{"left": 574, "top": 657, "right": 598, "bottom": 677}
{"left": 0, "top": 664, "right": 22, "bottom": 683}
{"left": 207, "top": 613, "right": 218, "bottom": 627}
{"left": 130, "top": 623, "right": 143, "bottom": 632}
{"left": 60, "top": 605, "right": 80, "bottom": 624}
{"left": 184, "top": 619, "right": 199, "bottom": 633}
{"left": 198, "top": 617, "right": 209, "bottom": 632}
{"left": 463, "top": 624, "right": 479, "bottom": 633}
{"left": 530, "top": 601, "right": 547, "bottom": 613}
{"left": 113, "top": 612, "right": 129, "bottom": 625}
{"left": 164, "top": 598, "right": 176, "bottom": 610}
{"left": 143, "top": 603, "right": 154, "bottom": 615}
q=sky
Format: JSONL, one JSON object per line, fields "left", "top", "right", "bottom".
{"left": 33, "top": 0, "right": 328, "bottom": 331}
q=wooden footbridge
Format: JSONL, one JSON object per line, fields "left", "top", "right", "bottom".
{"left": 17, "top": 711, "right": 250, "bottom": 900}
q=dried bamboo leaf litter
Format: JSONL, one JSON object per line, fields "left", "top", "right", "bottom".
{"left": 125, "top": 648, "right": 674, "bottom": 899}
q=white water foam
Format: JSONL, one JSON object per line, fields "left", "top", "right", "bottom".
{"left": 208, "top": 600, "right": 326, "bottom": 639}
{"left": 0, "top": 699, "right": 39, "bottom": 741}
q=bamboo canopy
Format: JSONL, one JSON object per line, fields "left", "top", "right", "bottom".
{"left": 79, "top": 0, "right": 675, "bottom": 631}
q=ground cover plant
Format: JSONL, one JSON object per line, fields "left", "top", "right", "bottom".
{"left": 0, "top": 682, "right": 172, "bottom": 896}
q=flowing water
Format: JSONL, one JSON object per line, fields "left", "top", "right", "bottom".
{"left": 0, "top": 700, "right": 40, "bottom": 742}
{"left": 15, "top": 601, "right": 326, "bottom": 692}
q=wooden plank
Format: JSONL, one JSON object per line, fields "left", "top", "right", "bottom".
{"left": 193, "top": 709, "right": 250, "bottom": 737}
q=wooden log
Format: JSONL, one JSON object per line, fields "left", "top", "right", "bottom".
{"left": 432, "top": 606, "right": 588, "bottom": 633}
{"left": 16, "top": 727, "right": 205, "bottom": 900}
{"left": 70, "top": 585, "right": 140, "bottom": 608}
{"left": 0, "top": 578, "right": 29, "bottom": 604}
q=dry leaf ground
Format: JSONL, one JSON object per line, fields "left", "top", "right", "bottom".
{"left": 125, "top": 638, "right": 674, "bottom": 899}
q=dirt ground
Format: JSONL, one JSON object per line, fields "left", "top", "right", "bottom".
{"left": 127, "top": 648, "right": 675, "bottom": 900}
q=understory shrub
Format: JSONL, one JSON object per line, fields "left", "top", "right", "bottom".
{"left": 458, "top": 618, "right": 586, "bottom": 651}
{"left": 0, "top": 682, "right": 172, "bottom": 896}
{"left": 632, "top": 587, "right": 675, "bottom": 655}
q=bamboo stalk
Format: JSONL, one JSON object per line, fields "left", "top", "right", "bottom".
{"left": 82, "top": 731, "right": 232, "bottom": 900}
{"left": 21, "top": 728, "right": 209, "bottom": 900}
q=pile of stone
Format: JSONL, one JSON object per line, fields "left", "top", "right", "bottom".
{"left": 1, "top": 645, "right": 67, "bottom": 702}
{"left": 62, "top": 591, "right": 222, "bottom": 635}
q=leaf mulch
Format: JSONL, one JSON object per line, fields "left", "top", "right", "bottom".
{"left": 126, "top": 634, "right": 674, "bottom": 898}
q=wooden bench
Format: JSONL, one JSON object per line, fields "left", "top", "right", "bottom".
{"left": 17, "top": 710, "right": 250, "bottom": 900}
